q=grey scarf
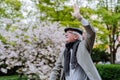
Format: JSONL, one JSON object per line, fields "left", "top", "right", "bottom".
{"left": 64, "top": 40, "right": 80, "bottom": 76}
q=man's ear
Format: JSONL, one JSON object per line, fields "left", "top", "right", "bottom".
{"left": 74, "top": 35, "right": 79, "bottom": 40}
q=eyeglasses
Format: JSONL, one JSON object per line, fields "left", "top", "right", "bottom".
{"left": 64, "top": 31, "right": 79, "bottom": 35}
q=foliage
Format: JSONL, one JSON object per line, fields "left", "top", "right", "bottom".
{"left": 91, "top": 46, "right": 110, "bottom": 63}
{"left": 0, "top": 0, "right": 22, "bottom": 18}
{"left": 96, "top": 64, "right": 120, "bottom": 80}
{"left": 96, "top": 7, "right": 120, "bottom": 25}
{"left": 95, "top": 0, "right": 120, "bottom": 64}
{"left": 37, "top": 0, "right": 81, "bottom": 26}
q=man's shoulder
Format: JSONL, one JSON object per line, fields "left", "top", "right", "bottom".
{"left": 79, "top": 40, "right": 86, "bottom": 45}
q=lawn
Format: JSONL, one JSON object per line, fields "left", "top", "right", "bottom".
{"left": 0, "top": 75, "right": 27, "bottom": 80}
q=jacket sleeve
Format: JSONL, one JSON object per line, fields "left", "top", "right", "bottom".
{"left": 79, "top": 18, "right": 96, "bottom": 53}
{"left": 49, "top": 52, "right": 63, "bottom": 80}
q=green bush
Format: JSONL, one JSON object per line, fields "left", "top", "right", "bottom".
{"left": 91, "top": 48, "right": 110, "bottom": 63}
{"left": 0, "top": 75, "right": 27, "bottom": 80}
{"left": 96, "top": 64, "right": 120, "bottom": 80}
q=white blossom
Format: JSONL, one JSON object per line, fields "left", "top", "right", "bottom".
{"left": 1, "top": 68, "right": 7, "bottom": 73}
{"left": 0, "top": 20, "right": 65, "bottom": 79}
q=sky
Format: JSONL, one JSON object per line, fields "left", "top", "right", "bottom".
{"left": 66, "top": 0, "right": 119, "bottom": 10}
{"left": 65, "top": 0, "right": 99, "bottom": 9}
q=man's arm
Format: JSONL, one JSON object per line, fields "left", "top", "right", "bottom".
{"left": 80, "top": 18, "right": 96, "bottom": 53}
{"left": 49, "top": 53, "right": 63, "bottom": 80}
{"left": 71, "top": 4, "right": 96, "bottom": 53}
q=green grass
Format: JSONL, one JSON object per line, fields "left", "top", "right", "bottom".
{"left": 0, "top": 75, "right": 27, "bottom": 80}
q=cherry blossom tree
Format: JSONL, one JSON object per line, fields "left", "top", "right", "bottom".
{"left": 0, "top": 19, "right": 65, "bottom": 79}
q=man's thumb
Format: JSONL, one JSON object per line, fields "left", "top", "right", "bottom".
{"left": 70, "top": 12, "right": 74, "bottom": 17}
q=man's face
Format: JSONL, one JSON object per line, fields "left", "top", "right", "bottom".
{"left": 65, "top": 30, "right": 79, "bottom": 43}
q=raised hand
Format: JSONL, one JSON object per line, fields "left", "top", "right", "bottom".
{"left": 71, "top": 4, "right": 81, "bottom": 19}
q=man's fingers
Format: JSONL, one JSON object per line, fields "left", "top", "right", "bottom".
{"left": 71, "top": 4, "right": 81, "bottom": 18}
{"left": 73, "top": 4, "right": 79, "bottom": 12}
{"left": 70, "top": 12, "right": 74, "bottom": 16}
{"left": 73, "top": 4, "right": 77, "bottom": 11}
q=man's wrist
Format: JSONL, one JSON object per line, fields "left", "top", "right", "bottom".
{"left": 78, "top": 16, "right": 83, "bottom": 21}
{"left": 75, "top": 13, "right": 81, "bottom": 20}
{"left": 79, "top": 17, "right": 89, "bottom": 26}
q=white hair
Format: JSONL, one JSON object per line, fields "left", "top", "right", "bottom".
{"left": 72, "top": 31, "right": 83, "bottom": 41}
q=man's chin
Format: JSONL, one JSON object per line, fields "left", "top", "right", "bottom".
{"left": 65, "top": 40, "right": 71, "bottom": 43}
{"left": 65, "top": 40, "right": 69, "bottom": 43}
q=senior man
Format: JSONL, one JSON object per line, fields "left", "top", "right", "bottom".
{"left": 49, "top": 4, "right": 101, "bottom": 80}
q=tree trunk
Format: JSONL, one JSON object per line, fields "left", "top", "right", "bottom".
{"left": 110, "top": 52, "right": 116, "bottom": 64}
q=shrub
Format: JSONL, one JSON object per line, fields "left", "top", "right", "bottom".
{"left": 96, "top": 64, "right": 120, "bottom": 80}
{"left": 91, "top": 47, "right": 110, "bottom": 63}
